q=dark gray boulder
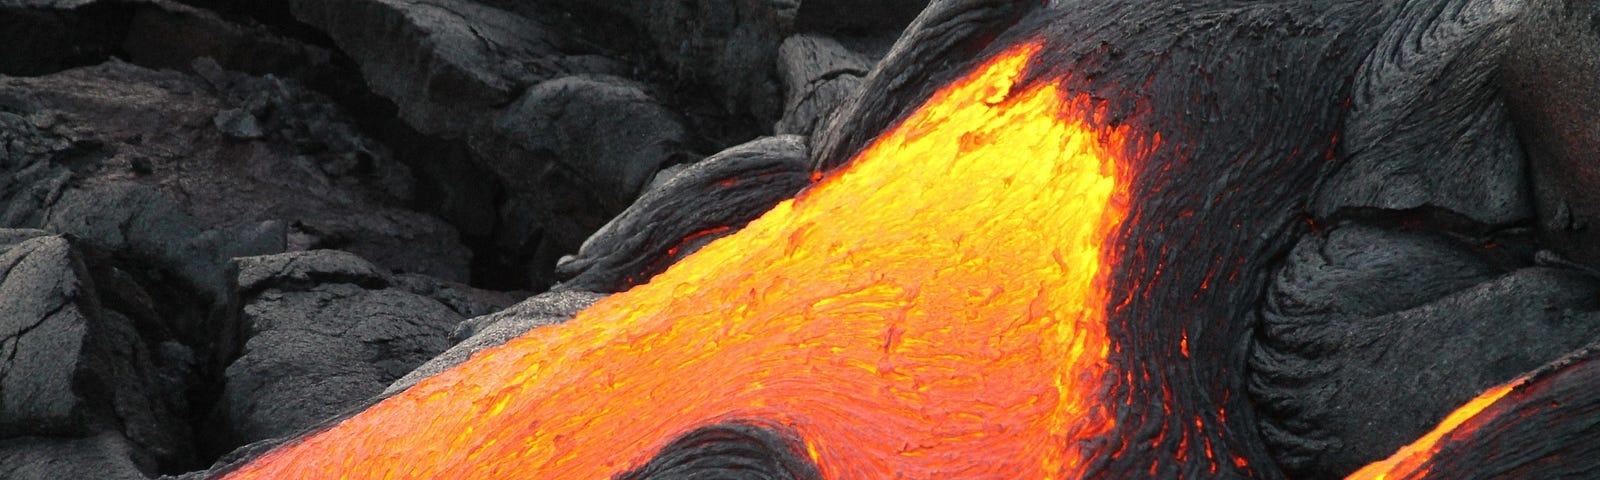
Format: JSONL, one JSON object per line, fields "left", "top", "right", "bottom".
{"left": 0, "top": 233, "right": 87, "bottom": 438}
{"left": 810, "top": 0, "right": 1039, "bottom": 171}
{"left": 0, "top": 231, "right": 195, "bottom": 471}
{"left": 473, "top": 75, "right": 691, "bottom": 213}
{"left": 537, "top": 0, "right": 798, "bottom": 125}
{"left": 207, "top": 250, "right": 466, "bottom": 453}
{"left": 1500, "top": 2, "right": 1600, "bottom": 267}
{"left": 795, "top": 0, "right": 930, "bottom": 34}
{"left": 0, "top": 0, "right": 334, "bottom": 79}
{"left": 0, "top": 0, "right": 133, "bottom": 76}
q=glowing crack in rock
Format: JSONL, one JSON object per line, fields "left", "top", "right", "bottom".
{"left": 225, "top": 39, "right": 1143, "bottom": 479}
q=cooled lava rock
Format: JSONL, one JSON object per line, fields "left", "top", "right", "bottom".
{"left": 1251, "top": 222, "right": 1600, "bottom": 478}
{"left": 0, "top": 230, "right": 198, "bottom": 472}
{"left": 0, "top": 58, "right": 471, "bottom": 287}
{"left": 205, "top": 250, "right": 472, "bottom": 456}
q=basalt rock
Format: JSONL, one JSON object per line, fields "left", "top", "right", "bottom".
{"left": 537, "top": 0, "right": 797, "bottom": 126}
{"left": 0, "top": 59, "right": 470, "bottom": 287}
{"left": 285, "top": 0, "right": 624, "bottom": 138}
{"left": 794, "top": 0, "right": 928, "bottom": 35}
{"left": 470, "top": 74, "right": 694, "bottom": 290}
{"left": 0, "top": 0, "right": 332, "bottom": 79}
{"left": 1251, "top": 222, "right": 1600, "bottom": 478}
{"left": 0, "top": 0, "right": 133, "bottom": 76}
{"left": 0, "top": 231, "right": 199, "bottom": 472}
{"left": 206, "top": 250, "right": 466, "bottom": 456}
{"left": 774, "top": 34, "right": 870, "bottom": 136}
{"left": 1315, "top": 0, "right": 1534, "bottom": 225}
{"left": 810, "top": 0, "right": 1039, "bottom": 171}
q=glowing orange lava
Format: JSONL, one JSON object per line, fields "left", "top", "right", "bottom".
{"left": 225, "top": 40, "right": 1138, "bottom": 479}
{"left": 1344, "top": 382, "right": 1517, "bottom": 480}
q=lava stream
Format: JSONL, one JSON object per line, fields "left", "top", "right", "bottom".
{"left": 225, "top": 40, "right": 1141, "bottom": 479}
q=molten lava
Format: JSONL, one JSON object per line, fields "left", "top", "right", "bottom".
{"left": 225, "top": 40, "right": 1143, "bottom": 479}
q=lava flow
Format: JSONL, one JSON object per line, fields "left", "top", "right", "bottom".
{"left": 223, "top": 39, "right": 1145, "bottom": 479}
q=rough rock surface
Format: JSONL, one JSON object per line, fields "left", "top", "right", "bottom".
{"left": 537, "top": 0, "right": 797, "bottom": 125}
{"left": 286, "top": 0, "right": 623, "bottom": 138}
{"left": 1501, "top": 2, "right": 1600, "bottom": 267}
{"left": 0, "top": 0, "right": 334, "bottom": 78}
{"left": 0, "top": 231, "right": 197, "bottom": 471}
{"left": 469, "top": 74, "right": 693, "bottom": 289}
{"left": 1250, "top": 223, "right": 1600, "bottom": 478}
{"left": 810, "top": 0, "right": 1039, "bottom": 171}
{"left": 1314, "top": 0, "right": 1532, "bottom": 225}
{"left": 207, "top": 250, "right": 467, "bottom": 454}
{"left": 0, "top": 59, "right": 470, "bottom": 288}
{"left": 774, "top": 35, "right": 870, "bottom": 136}
{"left": 795, "top": 0, "right": 927, "bottom": 34}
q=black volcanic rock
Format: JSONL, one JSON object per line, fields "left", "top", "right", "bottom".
{"left": 469, "top": 74, "right": 694, "bottom": 290}
{"left": 0, "top": 232, "right": 97, "bottom": 439}
{"left": 1251, "top": 223, "right": 1600, "bottom": 478}
{"left": 774, "top": 34, "right": 870, "bottom": 136}
{"left": 537, "top": 0, "right": 797, "bottom": 126}
{"left": 0, "top": 230, "right": 196, "bottom": 471}
{"left": 795, "top": 0, "right": 929, "bottom": 34}
{"left": 474, "top": 75, "right": 691, "bottom": 213}
{"left": 0, "top": 0, "right": 333, "bottom": 79}
{"left": 0, "top": 59, "right": 471, "bottom": 286}
{"left": 285, "top": 0, "right": 623, "bottom": 138}
{"left": 1315, "top": 0, "right": 1533, "bottom": 225}
{"left": 1501, "top": 2, "right": 1600, "bottom": 268}
{"left": 810, "top": 0, "right": 1039, "bottom": 171}
{"left": 0, "top": 0, "right": 132, "bottom": 76}
{"left": 208, "top": 250, "right": 465, "bottom": 453}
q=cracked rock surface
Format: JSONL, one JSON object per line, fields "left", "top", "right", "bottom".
{"left": 0, "top": 231, "right": 196, "bottom": 472}
{"left": 204, "top": 250, "right": 481, "bottom": 455}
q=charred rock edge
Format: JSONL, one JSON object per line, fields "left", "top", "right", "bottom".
{"left": 1401, "top": 340, "right": 1600, "bottom": 479}
{"left": 618, "top": 422, "right": 823, "bottom": 480}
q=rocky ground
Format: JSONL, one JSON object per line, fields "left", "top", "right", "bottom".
{"left": 2, "top": 0, "right": 1597, "bottom": 478}
{"left": 0, "top": 0, "right": 922, "bottom": 477}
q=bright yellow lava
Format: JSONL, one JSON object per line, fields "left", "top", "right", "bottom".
{"left": 225, "top": 39, "right": 1136, "bottom": 479}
